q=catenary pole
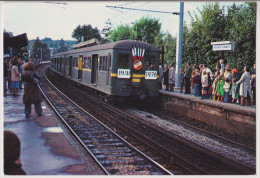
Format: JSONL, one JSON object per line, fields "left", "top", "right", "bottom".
{"left": 175, "top": 2, "right": 184, "bottom": 88}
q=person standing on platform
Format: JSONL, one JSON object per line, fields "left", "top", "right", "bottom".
{"left": 163, "top": 64, "right": 169, "bottom": 91}
{"left": 230, "top": 78, "right": 239, "bottom": 104}
{"left": 4, "top": 130, "right": 26, "bottom": 175}
{"left": 220, "top": 59, "right": 225, "bottom": 73}
{"left": 236, "top": 66, "right": 252, "bottom": 106}
{"left": 223, "top": 78, "right": 231, "bottom": 103}
{"left": 193, "top": 72, "right": 201, "bottom": 97}
{"left": 22, "top": 61, "right": 43, "bottom": 117}
{"left": 184, "top": 62, "right": 192, "bottom": 94}
{"left": 4, "top": 58, "right": 9, "bottom": 92}
{"left": 218, "top": 74, "right": 225, "bottom": 102}
{"left": 17, "top": 58, "right": 24, "bottom": 90}
{"left": 251, "top": 64, "right": 256, "bottom": 105}
{"left": 169, "top": 63, "right": 175, "bottom": 92}
{"left": 158, "top": 62, "right": 163, "bottom": 90}
{"left": 191, "top": 64, "right": 198, "bottom": 95}
{"left": 11, "top": 60, "right": 20, "bottom": 96}
{"left": 201, "top": 71, "right": 208, "bottom": 99}
{"left": 179, "top": 67, "right": 185, "bottom": 93}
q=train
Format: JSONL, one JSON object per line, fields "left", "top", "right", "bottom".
{"left": 51, "top": 39, "right": 161, "bottom": 102}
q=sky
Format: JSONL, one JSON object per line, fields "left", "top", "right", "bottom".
{"left": 1, "top": 1, "right": 244, "bottom": 41}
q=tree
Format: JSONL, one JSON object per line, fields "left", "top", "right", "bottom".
{"left": 109, "top": 24, "right": 131, "bottom": 42}
{"left": 108, "top": 16, "right": 162, "bottom": 45}
{"left": 57, "top": 38, "right": 68, "bottom": 53}
{"left": 182, "top": 2, "right": 256, "bottom": 71}
{"left": 72, "top": 24, "right": 101, "bottom": 43}
{"left": 101, "top": 19, "right": 113, "bottom": 43}
{"left": 132, "top": 16, "right": 162, "bottom": 45}
{"left": 31, "top": 37, "right": 51, "bottom": 61}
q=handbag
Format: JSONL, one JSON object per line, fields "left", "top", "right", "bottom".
{"left": 31, "top": 72, "right": 39, "bottom": 85}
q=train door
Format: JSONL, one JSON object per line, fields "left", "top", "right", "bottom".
{"left": 91, "top": 54, "right": 98, "bottom": 84}
{"left": 78, "top": 55, "right": 83, "bottom": 80}
{"left": 69, "top": 56, "right": 72, "bottom": 77}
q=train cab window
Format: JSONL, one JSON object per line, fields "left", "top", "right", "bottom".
{"left": 118, "top": 54, "right": 129, "bottom": 69}
{"left": 144, "top": 55, "right": 156, "bottom": 70}
{"left": 99, "top": 56, "right": 108, "bottom": 71}
{"left": 83, "top": 57, "right": 91, "bottom": 69}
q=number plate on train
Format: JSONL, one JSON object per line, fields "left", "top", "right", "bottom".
{"left": 118, "top": 69, "right": 131, "bottom": 78}
{"left": 145, "top": 71, "right": 157, "bottom": 79}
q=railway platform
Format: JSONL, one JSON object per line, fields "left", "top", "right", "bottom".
{"left": 3, "top": 89, "right": 105, "bottom": 175}
{"left": 159, "top": 86, "right": 256, "bottom": 137}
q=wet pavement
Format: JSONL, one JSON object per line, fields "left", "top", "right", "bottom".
{"left": 3, "top": 89, "right": 104, "bottom": 175}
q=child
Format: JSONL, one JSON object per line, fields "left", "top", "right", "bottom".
{"left": 223, "top": 78, "right": 230, "bottom": 103}
{"left": 201, "top": 71, "right": 208, "bottom": 99}
{"left": 217, "top": 74, "right": 225, "bottom": 102}
{"left": 212, "top": 75, "right": 219, "bottom": 101}
{"left": 193, "top": 72, "right": 200, "bottom": 97}
{"left": 230, "top": 78, "right": 239, "bottom": 103}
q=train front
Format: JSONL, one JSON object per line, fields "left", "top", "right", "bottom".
{"left": 116, "top": 41, "right": 161, "bottom": 100}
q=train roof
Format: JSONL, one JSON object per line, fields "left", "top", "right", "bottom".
{"left": 54, "top": 40, "right": 161, "bottom": 56}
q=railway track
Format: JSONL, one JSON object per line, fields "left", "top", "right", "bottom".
{"left": 37, "top": 65, "right": 172, "bottom": 175}
{"left": 37, "top": 65, "right": 255, "bottom": 175}
{"left": 150, "top": 111, "right": 255, "bottom": 153}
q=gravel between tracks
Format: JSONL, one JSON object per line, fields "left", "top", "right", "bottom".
{"left": 126, "top": 108, "right": 256, "bottom": 169}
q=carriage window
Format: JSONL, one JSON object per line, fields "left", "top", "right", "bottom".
{"left": 84, "top": 57, "right": 91, "bottom": 69}
{"left": 99, "top": 56, "right": 108, "bottom": 71}
{"left": 66, "top": 58, "right": 70, "bottom": 66}
{"left": 73, "top": 57, "right": 78, "bottom": 67}
{"left": 118, "top": 54, "right": 129, "bottom": 69}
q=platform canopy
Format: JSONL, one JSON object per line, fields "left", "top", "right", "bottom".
{"left": 4, "top": 33, "right": 28, "bottom": 48}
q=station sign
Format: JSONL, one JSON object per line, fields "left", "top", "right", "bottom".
{"left": 118, "top": 69, "right": 130, "bottom": 78}
{"left": 211, "top": 41, "right": 234, "bottom": 51}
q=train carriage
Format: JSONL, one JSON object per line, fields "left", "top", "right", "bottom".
{"left": 51, "top": 40, "right": 161, "bottom": 101}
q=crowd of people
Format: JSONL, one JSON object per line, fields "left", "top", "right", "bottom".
{"left": 4, "top": 56, "right": 43, "bottom": 117}
{"left": 159, "top": 60, "right": 256, "bottom": 107}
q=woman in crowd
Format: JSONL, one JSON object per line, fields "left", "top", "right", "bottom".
{"left": 169, "top": 63, "right": 175, "bottom": 92}
{"left": 236, "top": 66, "right": 252, "bottom": 106}
{"left": 10, "top": 60, "right": 20, "bottom": 96}
{"left": 22, "top": 61, "right": 43, "bottom": 117}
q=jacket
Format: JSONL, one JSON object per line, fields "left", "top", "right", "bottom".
{"left": 217, "top": 77, "right": 225, "bottom": 96}
{"left": 236, "top": 71, "right": 252, "bottom": 97}
{"left": 22, "top": 70, "right": 43, "bottom": 104}
{"left": 11, "top": 65, "right": 20, "bottom": 82}
{"left": 4, "top": 162, "right": 26, "bottom": 175}
{"left": 193, "top": 75, "right": 201, "bottom": 84}
{"left": 201, "top": 74, "right": 208, "bottom": 87}
{"left": 168, "top": 67, "right": 175, "bottom": 84}
{"left": 223, "top": 82, "right": 230, "bottom": 92}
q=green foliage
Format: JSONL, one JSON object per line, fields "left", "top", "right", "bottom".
{"left": 108, "top": 16, "right": 162, "bottom": 45}
{"left": 182, "top": 2, "right": 256, "bottom": 72}
{"left": 132, "top": 16, "right": 162, "bottom": 44}
{"left": 57, "top": 38, "right": 69, "bottom": 53}
{"left": 109, "top": 24, "right": 131, "bottom": 42}
{"left": 31, "top": 37, "right": 51, "bottom": 61}
{"left": 72, "top": 24, "right": 101, "bottom": 43}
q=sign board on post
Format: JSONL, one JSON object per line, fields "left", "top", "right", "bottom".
{"left": 211, "top": 41, "right": 234, "bottom": 51}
